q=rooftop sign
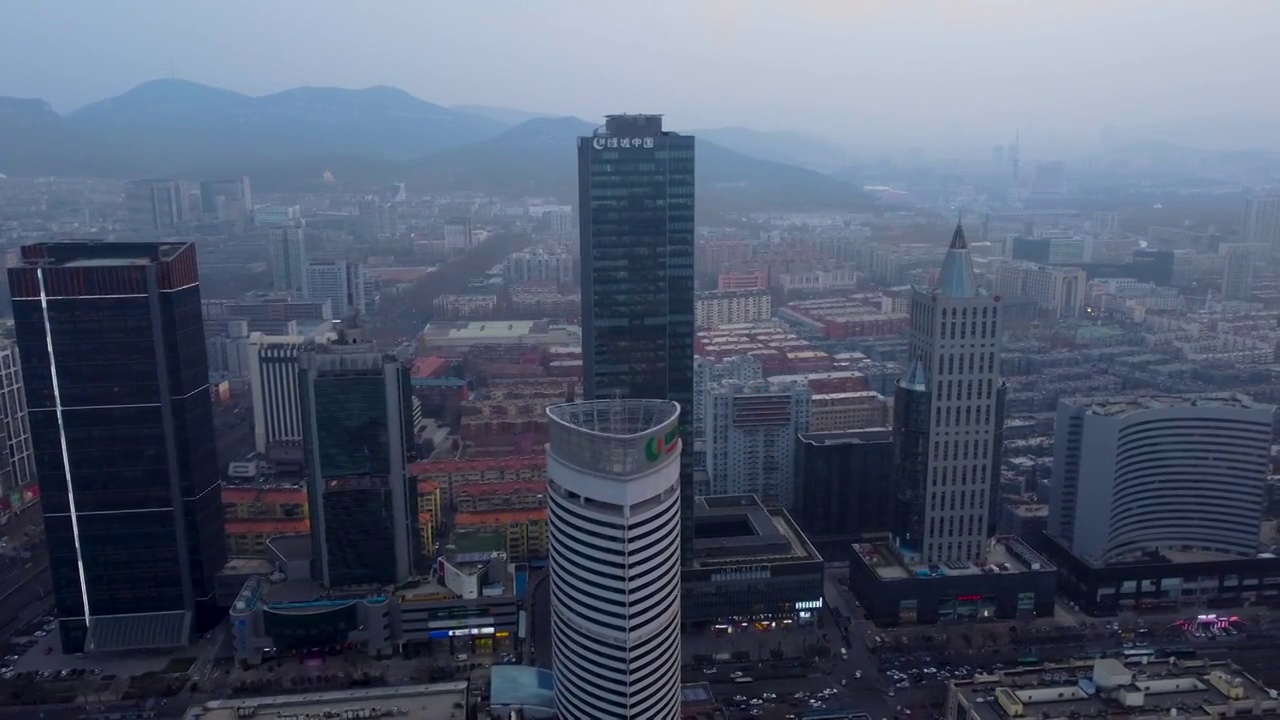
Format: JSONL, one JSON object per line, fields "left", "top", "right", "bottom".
{"left": 592, "top": 136, "right": 655, "bottom": 150}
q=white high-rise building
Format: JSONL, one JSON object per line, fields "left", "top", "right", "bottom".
{"left": 503, "top": 249, "right": 576, "bottom": 284}
{"left": 893, "top": 222, "right": 1005, "bottom": 565}
{"left": 546, "top": 399, "right": 682, "bottom": 720}
{"left": 248, "top": 332, "right": 335, "bottom": 453}
{"left": 1219, "top": 243, "right": 1264, "bottom": 301}
{"left": 692, "top": 355, "right": 762, "bottom": 441}
{"left": 269, "top": 220, "right": 307, "bottom": 294}
{"left": 1242, "top": 195, "right": 1280, "bottom": 252}
{"left": 304, "top": 260, "right": 366, "bottom": 319}
{"left": 1050, "top": 393, "right": 1272, "bottom": 563}
{"left": 705, "top": 379, "right": 811, "bottom": 508}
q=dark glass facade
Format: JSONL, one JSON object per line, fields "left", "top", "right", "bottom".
{"left": 891, "top": 381, "right": 931, "bottom": 553}
{"left": 299, "top": 343, "right": 416, "bottom": 589}
{"left": 577, "top": 114, "right": 696, "bottom": 566}
{"left": 8, "top": 241, "right": 227, "bottom": 653}
{"left": 796, "top": 429, "right": 894, "bottom": 558}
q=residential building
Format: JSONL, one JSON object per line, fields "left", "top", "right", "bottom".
{"left": 125, "top": 179, "right": 188, "bottom": 232}
{"left": 1049, "top": 393, "right": 1272, "bottom": 564}
{"left": 409, "top": 456, "right": 547, "bottom": 508}
{"left": 546, "top": 400, "right": 683, "bottom": 720}
{"left": 547, "top": 209, "right": 574, "bottom": 236}
{"left": 9, "top": 241, "right": 226, "bottom": 653}
{"left": 444, "top": 217, "right": 473, "bottom": 250}
{"left": 1219, "top": 243, "right": 1264, "bottom": 301}
{"left": 809, "top": 390, "right": 888, "bottom": 432}
{"left": 892, "top": 222, "right": 1006, "bottom": 565}
{"left": 992, "top": 261, "right": 1086, "bottom": 318}
{"left": 694, "top": 289, "right": 772, "bottom": 328}
{"left": 503, "top": 249, "right": 576, "bottom": 285}
{"left": 358, "top": 197, "right": 399, "bottom": 240}
{"left": 692, "top": 355, "right": 762, "bottom": 441}
{"left": 304, "top": 260, "right": 366, "bottom": 319}
{"left": 578, "top": 113, "right": 696, "bottom": 567}
{"left": 200, "top": 177, "right": 252, "bottom": 223}
{"left": 777, "top": 267, "right": 858, "bottom": 293}
{"left": 454, "top": 509, "right": 548, "bottom": 563}
{"left": 221, "top": 484, "right": 309, "bottom": 556}
{"left": 717, "top": 270, "right": 768, "bottom": 291}
{"left": 254, "top": 204, "right": 300, "bottom": 227}
{"left": 1242, "top": 194, "right": 1280, "bottom": 251}
{"left": 269, "top": 219, "right": 307, "bottom": 294}
{"left": 705, "top": 379, "right": 811, "bottom": 508}
{"left": 298, "top": 328, "right": 416, "bottom": 588}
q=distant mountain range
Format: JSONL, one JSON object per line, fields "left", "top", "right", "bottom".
{"left": 0, "top": 79, "right": 872, "bottom": 210}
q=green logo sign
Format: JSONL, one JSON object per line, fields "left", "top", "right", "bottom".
{"left": 644, "top": 426, "right": 681, "bottom": 462}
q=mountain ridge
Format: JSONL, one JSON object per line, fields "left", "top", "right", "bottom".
{"left": 0, "top": 79, "right": 873, "bottom": 210}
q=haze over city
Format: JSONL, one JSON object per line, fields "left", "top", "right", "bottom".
{"left": 5, "top": 3, "right": 1280, "bottom": 720}
{"left": 3, "top": 0, "right": 1280, "bottom": 154}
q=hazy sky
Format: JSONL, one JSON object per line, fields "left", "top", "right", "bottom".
{"left": 3, "top": 0, "right": 1278, "bottom": 153}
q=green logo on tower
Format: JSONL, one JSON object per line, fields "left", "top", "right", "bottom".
{"left": 644, "top": 426, "right": 681, "bottom": 462}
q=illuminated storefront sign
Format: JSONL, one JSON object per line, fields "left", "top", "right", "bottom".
{"left": 449, "top": 626, "right": 495, "bottom": 637}
{"left": 591, "top": 136, "right": 655, "bottom": 150}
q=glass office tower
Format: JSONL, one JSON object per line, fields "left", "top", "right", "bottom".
{"left": 577, "top": 114, "right": 696, "bottom": 567}
{"left": 298, "top": 329, "right": 417, "bottom": 588}
{"left": 8, "top": 241, "right": 227, "bottom": 654}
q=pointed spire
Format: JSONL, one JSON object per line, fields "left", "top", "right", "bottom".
{"left": 951, "top": 215, "right": 967, "bottom": 250}
{"left": 937, "top": 220, "right": 978, "bottom": 297}
{"left": 901, "top": 358, "right": 929, "bottom": 391}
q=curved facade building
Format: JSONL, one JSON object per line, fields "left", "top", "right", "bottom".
{"left": 546, "top": 400, "right": 682, "bottom": 720}
{"left": 1051, "top": 393, "right": 1274, "bottom": 563}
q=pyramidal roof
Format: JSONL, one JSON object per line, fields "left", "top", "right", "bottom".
{"left": 900, "top": 358, "right": 929, "bottom": 391}
{"left": 936, "top": 221, "right": 978, "bottom": 298}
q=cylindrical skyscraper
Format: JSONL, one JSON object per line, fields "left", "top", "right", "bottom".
{"left": 546, "top": 399, "right": 682, "bottom": 720}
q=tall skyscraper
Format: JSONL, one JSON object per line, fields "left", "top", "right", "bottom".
{"left": 546, "top": 399, "right": 682, "bottom": 720}
{"left": 298, "top": 329, "right": 416, "bottom": 588}
{"left": 125, "top": 179, "right": 189, "bottom": 233}
{"left": 892, "top": 223, "right": 1006, "bottom": 565}
{"left": 8, "top": 241, "right": 226, "bottom": 653}
{"left": 1049, "top": 393, "right": 1272, "bottom": 563}
{"left": 1242, "top": 194, "right": 1280, "bottom": 252}
{"left": 269, "top": 219, "right": 308, "bottom": 294}
{"left": 578, "top": 113, "right": 695, "bottom": 566}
